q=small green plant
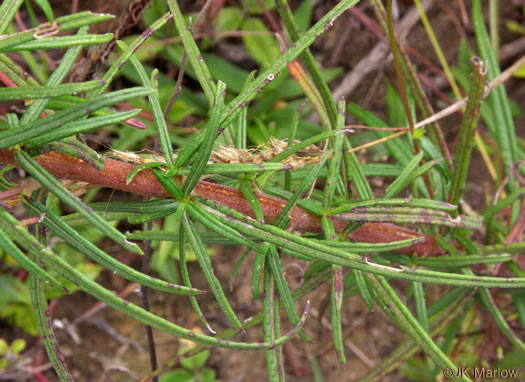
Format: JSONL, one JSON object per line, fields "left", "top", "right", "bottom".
{"left": 159, "top": 330, "right": 220, "bottom": 382}
{"left": 0, "top": 0, "right": 524, "bottom": 381}
{"left": 0, "top": 338, "right": 26, "bottom": 370}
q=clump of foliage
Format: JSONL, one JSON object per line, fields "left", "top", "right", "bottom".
{"left": 0, "top": 0, "right": 524, "bottom": 381}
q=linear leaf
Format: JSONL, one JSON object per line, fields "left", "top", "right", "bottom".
{"left": 6, "top": 207, "right": 308, "bottom": 350}
{"left": 0, "top": 225, "right": 63, "bottom": 290}
{"left": 197, "top": 200, "right": 525, "bottom": 288}
{"left": 183, "top": 81, "right": 226, "bottom": 195}
{"left": 182, "top": 212, "right": 243, "bottom": 330}
{"left": 167, "top": 0, "right": 216, "bottom": 104}
{"left": 0, "top": 80, "right": 103, "bottom": 101}
{"left": 23, "top": 199, "right": 201, "bottom": 295}
{"left": 15, "top": 151, "right": 143, "bottom": 255}
{"left": 25, "top": 110, "right": 141, "bottom": 146}
{"left": 116, "top": 40, "right": 174, "bottom": 167}
{"left": 0, "top": 87, "right": 152, "bottom": 150}
{"left": 1, "top": 34, "right": 114, "bottom": 53}
{"left": 21, "top": 26, "right": 89, "bottom": 125}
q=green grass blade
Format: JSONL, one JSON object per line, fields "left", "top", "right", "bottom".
{"left": 473, "top": 0, "right": 518, "bottom": 194}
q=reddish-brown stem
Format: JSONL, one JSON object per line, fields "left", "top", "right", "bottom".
{"left": 0, "top": 150, "right": 443, "bottom": 256}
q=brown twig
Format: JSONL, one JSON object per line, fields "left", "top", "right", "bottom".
{"left": 0, "top": 150, "right": 444, "bottom": 256}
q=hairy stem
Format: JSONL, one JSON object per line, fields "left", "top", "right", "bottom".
{"left": 0, "top": 150, "right": 443, "bottom": 256}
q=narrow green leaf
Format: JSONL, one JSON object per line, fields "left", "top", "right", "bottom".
{"left": 32, "top": 0, "right": 54, "bottom": 22}
{"left": 178, "top": 220, "right": 216, "bottom": 334}
{"left": 23, "top": 200, "right": 201, "bottom": 295}
{"left": 0, "top": 87, "right": 152, "bottom": 150}
{"left": 167, "top": 0, "right": 216, "bottom": 104}
{"left": 222, "top": 0, "right": 359, "bottom": 126}
{"left": 94, "top": 12, "right": 172, "bottom": 97}
{"left": 25, "top": 110, "right": 141, "bottom": 146}
{"left": 329, "top": 198, "right": 457, "bottom": 215}
{"left": 15, "top": 151, "right": 143, "bottom": 255}
{"left": 0, "top": 225, "right": 63, "bottom": 290}
{"left": 186, "top": 201, "right": 260, "bottom": 251}
{"left": 116, "top": 40, "right": 174, "bottom": 167}
{"left": 412, "top": 282, "right": 429, "bottom": 332}
{"left": 384, "top": 152, "right": 424, "bottom": 198}
{"left": 0, "top": 0, "right": 24, "bottom": 34}
{"left": 183, "top": 212, "right": 244, "bottom": 330}
{"left": 21, "top": 26, "right": 88, "bottom": 125}
{"left": 9, "top": 210, "right": 309, "bottom": 349}
{"left": 323, "top": 100, "right": 345, "bottom": 207}
{"left": 183, "top": 81, "right": 226, "bottom": 195}
{"left": 152, "top": 168, "right": 185, "bottom": 200}
{"left": 275, "top": 0, "right": 338, "bottom": 129}
{"left": 268, "top": 246, "right": 311, "bottom": 342}
{"left": 235, "top": 71, "right": 256, "bottom": 149}
{"left": 30, "top": 276, "right": 73, "bottom": 381}
{"left": 449, "top": 58, "right": 486, "bottom": 207}
{"left": 473, "top": 0, "right": 518, "bottom": 193}
{"left": 263, "top": 263, "right": 280, "bottom": 382}
{"left": 229, "top": 247, "right": 252, "bottom": 292}
{"left": 331, "top": 264, "right": 346, "bottom": 365}
{"left": 1, "top": 33, "right": 114, "bottom": 52}
{"left": 370, "top": 276, "right": 469, "bottom": 381}
{"left": 198, "top": 200, "right": 525, "bottom": 288}
{"left": 275, "top": 150, "right": 331, "bottom": 228}
{"left": 320, "top": 237, "right": 424, "bottom": 253}
{"left": 0, "top": 80, "right": 103, "bottom": 101}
